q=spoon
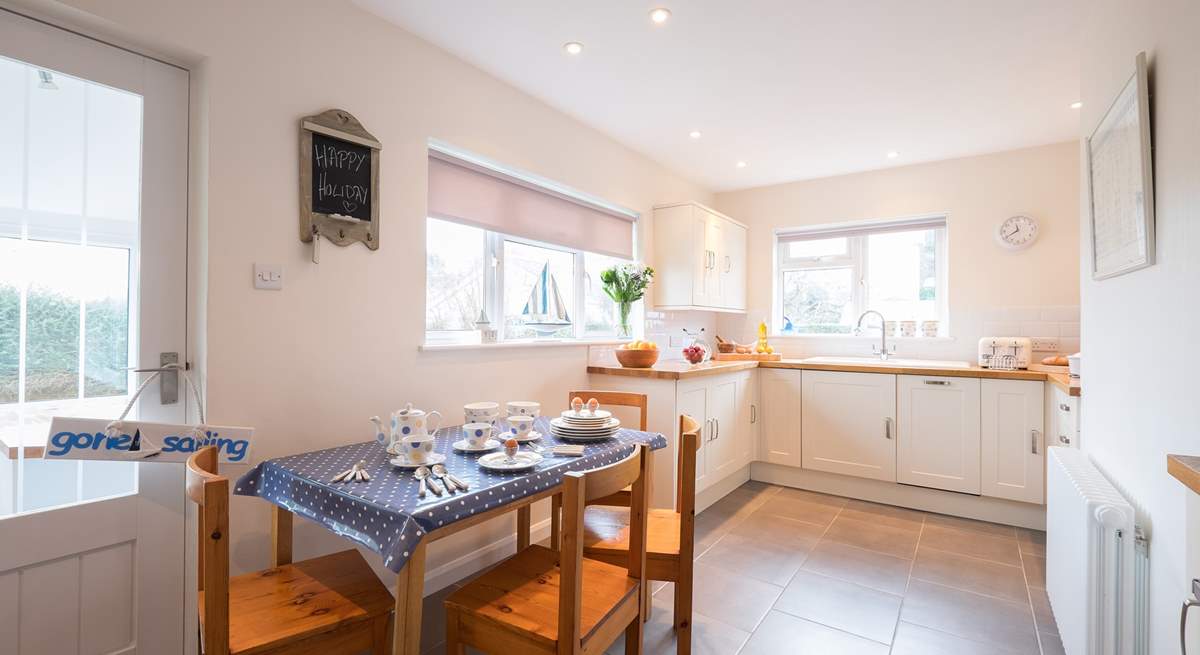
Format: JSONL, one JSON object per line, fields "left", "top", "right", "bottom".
{"left": 433, "top": 463, "right": 468, "bottom": 492}
{"left": 415, "top": 465, "right": 441, "bottom": 497}
{"left": 429, "top": 465, "right": 455, "bottom": 495}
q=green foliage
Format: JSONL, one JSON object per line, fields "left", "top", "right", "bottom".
{"left": 600, "top": 264, "right": 655, "bottom": 304}
{"left": 0, "top": 284, "right": 127, "bottom": 403}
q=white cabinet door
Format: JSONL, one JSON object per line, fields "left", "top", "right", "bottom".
{"left": 699, "top": 210, "right": 724, "bottom": 307}
{"left": 719, "top": 221, "right": 747, "bottom": 310}
{"left": 690, "top": 208, "right": 711, "bottom": 306}
{"left": 897, "top": 375, "right": 981, "bottom": 494}
{"left": 981, "top": 379, "right": 1045, "bottom": 503}
{"left": 802, "top": 371, "right": 897, "bottom": 482}
{"left": 737, "top": 371, "right": 756, "bottom": 466}
{"left": 677, "top": 381, "right": 710, "bottom": 490}
{"left": 760, "top": 369, "right": 802, "bottom": 466}
{"left": 705, "top": 376, "right": 740, "bottom": 481}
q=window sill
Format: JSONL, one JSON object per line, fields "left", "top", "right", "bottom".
{"left": 419, "top": 338, "right": 629, "bottom": 352}
{"left": 770, "top": 334, "right": 958, "bottom": 343}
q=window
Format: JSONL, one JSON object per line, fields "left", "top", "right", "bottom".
{"left": 425, "top": 218, "right": 631, "bottom": 343}
{"left": 775, "top": 217, "right": 946, "bottom": 335}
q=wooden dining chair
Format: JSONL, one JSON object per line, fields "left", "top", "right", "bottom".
{"left": 187, "top": 446, "right": 395, "bottom": 655}
{"left": 549, "top": 391, "right": 648, "bottom": 548}
{"left": 444, "top": 444, "right": 651, "bottom": 655}
{"left": 579, "top": 415, "right": 701, "bottom": 654}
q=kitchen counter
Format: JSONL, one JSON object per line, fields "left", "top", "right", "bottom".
{"left": 586, "top": 359, "right": 759, "bottom": 380}
{"left": 1169, "top": 455, "right": 1200, "bottom": 495}
{"left": 591, "top": 357, "right": 1082, "bottom": 393}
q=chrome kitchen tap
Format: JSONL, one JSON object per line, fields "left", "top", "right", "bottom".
{"left": 856, "top": 310, "right": 896, "bottom": 361}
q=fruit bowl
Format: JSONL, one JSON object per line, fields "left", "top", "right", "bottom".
{"left": 614, "top": 348, "right": 660, "bottom": 369}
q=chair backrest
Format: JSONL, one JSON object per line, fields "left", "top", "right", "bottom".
{"left": 186, "top": 446, "right": 230, "bottom": 655}
{"left": 558, "top": 444, "right": 649, "bottom": 655}
{"left": 566, "top": 390, "right": 647, "bottom": 431}
{"left": 676, "top": 415, "right": 701, "bottom": 561}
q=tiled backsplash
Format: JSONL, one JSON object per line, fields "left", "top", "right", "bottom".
{"left": 588, "top": 310, "right": 716, "bottom": 365}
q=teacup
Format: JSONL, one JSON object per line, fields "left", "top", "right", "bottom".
{"left": 507, "top": 415, "right": 535, "bottom": 439}
{"left": 463, "top": 422, "right": 494, "bottom": 448}
{"left": 506, "top": 401, "right": 540, "bottom": 418}
{"left": 464, "top": 401, "right": 500, "bottom": 425}
{"left": 402, "top": 435, "right": 435, "bottom": 464}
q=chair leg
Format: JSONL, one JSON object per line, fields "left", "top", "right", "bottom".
{"left": 371, "top": 613, "right": 392, "bottom": 655}
{"left": 673, "top": 573, "right": 693, "bottom": 655}
{"left": 624, "top": 610, "right": 644, "bottom": 655}
{"left": 446, "top": 611, "right": 466, "bottom": 655}
{"left": 550, "top": 494, "right": 562, "bottom": 551}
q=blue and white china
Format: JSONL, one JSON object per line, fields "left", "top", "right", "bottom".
{"left": 507, "top": 415, "right": 535, "bottom": 439}
{"left": 462, "top": 422, "right": 494, "bottom": 449}
{"left": 464, "top": 402, "right": 500, "bottom": 426}
{"left": 402, "top": 433, "right": 436, "bottom": 464}
{"left": 392, "top": 403, "right": 443, "bottom": 442}
{"left": 388, "top": 451, "right": 446, "bottom": 469}
{"left": 369, "top": 416, "right": 390, "bottom": 450}
{"left": 478, "top": 450, "right": 542, "bottom": 472}
{"left": 506, "top": 401, "right": 540, "bottom": 418}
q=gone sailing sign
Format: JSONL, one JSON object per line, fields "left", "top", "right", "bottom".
{"left": 44, "top": 417, "right": 254, "bottom": 464}
{"left": 300, "top": 108, "right": 382, "bottom": 252}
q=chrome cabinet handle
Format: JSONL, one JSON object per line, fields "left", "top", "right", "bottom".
{"left": 1031, "top": 429, "right": 1041, "bottom": 454}
{"left": 1059, "top": 403, "right": 1071, "bottom": 412}
{"left": 750, "top": 404, "right": 757, "bottom": 424}
{"left": 884, "top": 417, "right": 893, "bottom": 440}
{"left": 924, "top": 380, "right": 950, "bottom": 386}
{"left": 1182, "top": 579, "right": 1200, "bottom": 655}
{"left": 724, "top": 255, "right": 731, "bottom": 273}
{"left": 705, "top": 418, "right": 713, "bottom": 442}
{"left": 715, "top": 418, "right": 720, "bottom": 440}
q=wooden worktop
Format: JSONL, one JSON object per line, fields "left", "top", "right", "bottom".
{"left": 586, "top": 359, "right": 759, "bottom": 380}
{"left": 590, "top": 358, "right": 1081, "bottom": 392}
{"left": 1169, "top": 455, "right": 1200, "bottom": 495}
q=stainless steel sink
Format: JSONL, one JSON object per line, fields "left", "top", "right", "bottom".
{"left": 802, "top": 356, "right": 971, "bottom": 370}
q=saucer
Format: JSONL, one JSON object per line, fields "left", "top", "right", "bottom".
{"left": 388, "top": 452, "right": 446, "bottom": 469}
{"left": 452, "top": 438, "right": 501, "bottom": 452}
{"left": 478, "top": 451, "right": 543, "bottom": 472}
{"left": 512, "top": 430, "right": 543, "bottom": 443}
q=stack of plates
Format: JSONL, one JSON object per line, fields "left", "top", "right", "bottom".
{"left": 551, "top": 410, "right": 620, "bottom": 441}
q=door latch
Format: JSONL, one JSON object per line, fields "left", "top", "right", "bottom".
{"left": 129, "top": 352, "right": 184, "bottom": 405}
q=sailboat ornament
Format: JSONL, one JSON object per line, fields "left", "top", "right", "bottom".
{"left": 522, "top": 262, "right": 572, "bottom": 336}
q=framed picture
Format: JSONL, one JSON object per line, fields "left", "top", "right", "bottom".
{"left": 1087, "top": 51, "right": 1155, "bottom": 280}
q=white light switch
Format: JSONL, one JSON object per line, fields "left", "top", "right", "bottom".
{"left": 254, "top": 263, "right": 283, "bottom": 290}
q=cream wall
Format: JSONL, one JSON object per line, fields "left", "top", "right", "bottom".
{"left": 19, "top": 0, "right": 713, "bottom": 581}
{"left": 1078, "top": 0, "right": 1200, "bottom": 650}
{"left": 714, "top": 142, "right": 1080, "bottom": 362}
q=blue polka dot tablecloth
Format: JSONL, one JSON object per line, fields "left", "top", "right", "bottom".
{"left": 233, "top": 416, "right": 666, "bottom": 573}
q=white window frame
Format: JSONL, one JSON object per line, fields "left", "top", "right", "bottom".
{"left": 425, "top": 218, "right": 633, "bottom": 345}
{"left": 773, "top": 218, "right": 948, "bottom": 336}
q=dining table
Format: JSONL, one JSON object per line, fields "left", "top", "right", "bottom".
{"left": 234, "top": 415, "right": 667, "bottom": 654}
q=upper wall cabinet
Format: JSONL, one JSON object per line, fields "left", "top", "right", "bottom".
{"left": 652, "top": 202, "right": 748, "bottom": 312}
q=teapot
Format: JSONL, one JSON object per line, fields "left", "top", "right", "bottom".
{"left": 391, "top": 403, "right": 443, "bottom": 442}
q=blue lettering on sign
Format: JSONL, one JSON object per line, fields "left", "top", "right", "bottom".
{"left": 47, "top": 429, "right": 250, "bottom": 462}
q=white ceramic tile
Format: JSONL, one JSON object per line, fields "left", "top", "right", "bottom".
{"left": 1059, "top": 322, "right": 1080, "bottom": 337}
{"left": 983, "top": 322, "right": 1021, "bottom": 336}
{"left": 1040, "top": 306, "right": 1080, "bottom": 322}
{"left": 1002, "top": 307, "right": 1041, "bottom": 322}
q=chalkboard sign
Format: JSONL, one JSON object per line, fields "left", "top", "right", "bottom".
{"left": 311, "top": 132, "right": 372, "bottom": 221}
{"left": 299, "top": 109, "right": 381, "bottom": 254}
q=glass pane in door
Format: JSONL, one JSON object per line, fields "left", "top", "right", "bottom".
{"left": 0, "top": 55, "right": 142, "bottom": 516}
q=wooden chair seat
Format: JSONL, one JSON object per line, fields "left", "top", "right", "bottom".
{"left": 582, "top": 507, "right": 682, "bottom": 580}
{"left": 446, "top": 544, "right": 640, "bottom": 653}
{"left": 199, "top": 549, "right": 394, "bottom": 655}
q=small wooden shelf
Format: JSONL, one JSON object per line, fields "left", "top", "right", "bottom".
{"left": 1168, "top": 455, "right": 1200, "bottom": 495}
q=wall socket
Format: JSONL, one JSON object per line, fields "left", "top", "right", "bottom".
{"left": 1031, "top": 337, "right": 1060, "bottom": 351}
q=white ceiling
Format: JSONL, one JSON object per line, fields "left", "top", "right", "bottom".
{"left": 356, "top": 0, "right": 1083, "bottom": 191}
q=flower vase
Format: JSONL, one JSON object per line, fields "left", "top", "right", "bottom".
{"left": 617, "top": 301, "right": 633, "bottom": 338}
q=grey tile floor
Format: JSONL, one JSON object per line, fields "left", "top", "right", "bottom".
{"left": 419, "top": 482, "right": 1061, "bottom": 654}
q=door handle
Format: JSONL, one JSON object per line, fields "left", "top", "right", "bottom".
{"left": 714, "top": 418, "right": 720, "bottom": 441}
{"left": 924, "top": 380, "right": 950, "bottom": 386}
{"left": 1031, "top": 429, "right": 1041, "bottom": 454}
{"left": 1181, "top": 579, "right": 1200, "bottom": 655}
{"left": 724, "top": 255, "right": 731, "bottom": 273}
{"left": 884, "top": 417, "right": 893, "bottom": 440}
{"left": 750, "top": 404, "right": 757, "bottom": 424}
{"left": 127, "top": 352, "right": 182, "bottom": 404}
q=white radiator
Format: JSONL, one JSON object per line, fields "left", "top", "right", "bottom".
{"left": 1047, "top": 447, "right": 1148, "bottom": 655}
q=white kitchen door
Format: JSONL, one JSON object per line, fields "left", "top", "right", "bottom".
{"left": 0, "top": 9, "right": 190, "bottom": 654}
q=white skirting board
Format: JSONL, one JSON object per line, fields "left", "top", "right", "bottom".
{"left": 696, "top": 464, "right": 752, "bottom": 513}
{"left": 751, "top": 462, "right": 1046, "bottom": 530}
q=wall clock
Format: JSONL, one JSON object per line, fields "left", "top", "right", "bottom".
{"left": 997, "top": 215, "right": 1038, "bottom": 250}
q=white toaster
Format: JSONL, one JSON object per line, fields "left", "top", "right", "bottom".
{"left": 978, "top": 337, "right": 1033, "bottom": 369}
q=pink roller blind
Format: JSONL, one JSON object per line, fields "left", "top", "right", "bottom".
{"left": 427, "top": 154, "right": 635, "bottom": 259}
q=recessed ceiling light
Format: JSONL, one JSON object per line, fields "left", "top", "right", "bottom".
{"left": 649, "top": 8, "right": 672, "bottom": 24}
{"left": 563, "top": 41, "right": 584, "bottom": 55}
{"left": 689, "top": 130, "right": 702, "bottom": 140}
{"left": 1070, "top": 101, "right": 1083, "bottom": 109}
{"left": 736, "top": 161, "right": 747, "bottom": 168}
{"left": 887, "top": 151, "right": 900, "bottom": 159}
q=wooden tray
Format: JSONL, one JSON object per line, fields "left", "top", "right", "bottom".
{"left": 712, "top": 352, "right": 782, "bottom": 362}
